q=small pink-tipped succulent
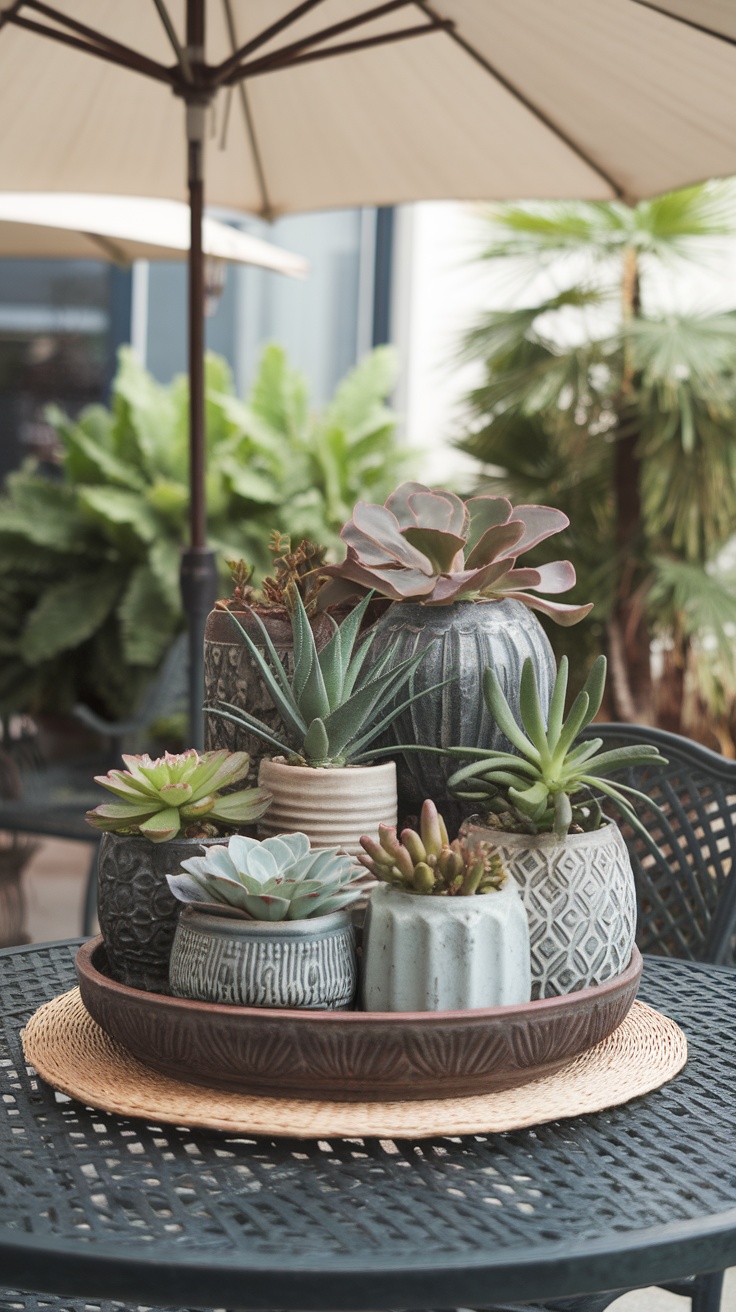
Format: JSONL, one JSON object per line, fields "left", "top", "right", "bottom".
{"left": 320, "top": 482, "right": 592, "bottom": 624}
{"left": 359, "top": 800, "right": 506, "bottom": 896}
{"left": 85, "top": 749, "right": 271, "bottom": 843}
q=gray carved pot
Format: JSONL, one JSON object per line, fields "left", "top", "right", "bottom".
{"left": 369, "top": 599, "right": 555, "bottom": 831}
{"left": 97, "top": 833, "right": 224, "bottom": 994}
{"left": 203, "top": 606, "right": 332, "bottom": 787}
{"left": 462, "top": 820, "right": 636, "bottom": 999}
{"left": 169, "top": 904, "right": 357, "bottom": 1010}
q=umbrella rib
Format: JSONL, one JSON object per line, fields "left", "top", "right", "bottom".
{"left": 0, "top": 1, "right": 24, "bottom": 35}
{"left": 213, "top": 0, "right": 329, "bottom": 83}
{"left": 226, "top": 22, "right": 452, "bottom": 84}
{"left": 7, "top": 9, "right": 177, "bottom": 85}
{"left": 21, "top": 0, "right": 178, "bottom": 81}
{"left": 415, "top": 1, "right": 623, "bottom": 200}
{"left": 152, "top": 0, "right": 193, "bottom": 80}
{"left": 222, "top": 0, "right": 275, "bottom": 225}
{"left": 84, "top": 232, "right": 131, "bottom": 267}
{"left": 628, "top": 0, "right": 736, "bottom": 48}
{"left": 213, "top": 0, "right": 419, "bottom": 86}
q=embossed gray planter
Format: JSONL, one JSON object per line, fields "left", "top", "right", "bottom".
{"left": 368, "top": 599, "right": 555, "bottom": 829}
{"left": 463, "top": 821, "right": 637, "bottom": 999}
{"left": 97, "top": 833, "right": 223, "bottom": 995}
{"left": 169, "top": 905, "right": 357, "bottom": 1010}
{"left": 361, "top": 881, "right": 531, "bottom": 1012}
{"left": 203, "top": 607, "right": 332, "bottom": 786}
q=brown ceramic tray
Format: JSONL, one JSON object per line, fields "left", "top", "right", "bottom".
{"left": 76, "top": 937, "right": 642, "bottom": 1102}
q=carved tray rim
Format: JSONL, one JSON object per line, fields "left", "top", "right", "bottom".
{"left": 76, "top": 937, "right": 643, "bottom": 1101}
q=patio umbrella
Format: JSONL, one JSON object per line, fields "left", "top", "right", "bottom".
{"left": 1, "top": 1, "right": 735, "bottom": 745}
{"left": 0, "top": 192, "right": 309, "bottom": 272}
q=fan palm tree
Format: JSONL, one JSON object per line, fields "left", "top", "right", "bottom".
{"left": 460, "top": 184, "right": 736, "bottom": 743}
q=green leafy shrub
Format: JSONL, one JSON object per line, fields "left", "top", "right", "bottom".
{"left": 0, "top": 343, "right": 408, "bottom": 721}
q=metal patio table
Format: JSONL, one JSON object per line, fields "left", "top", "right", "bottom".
{"left": 1, "top": 941, "right": 735, "bottom": 1312}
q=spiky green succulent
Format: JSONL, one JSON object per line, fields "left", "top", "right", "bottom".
{"left": 85, "top": 749, "right": 272, "bottom": 843}
{"left": 208, "top": 586, "right": 446, "bottom": 767}
{"left": 320, "top": 482, "right": 592, "bottom": 622}
{"left": 167, "top": 832, "right": 365, "bottom": 921}
{"left": 359, "top": 799, "right": 506, "bottom": 896}
{"left": 445, "top": 656, "right": 667, "bottom": 838}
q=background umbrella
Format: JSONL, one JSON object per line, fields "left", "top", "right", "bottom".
{"left": 1, "top": 1, "right": 735, "bottom": 745}
{"left": 0, "top": 192, "right": 309, "bottom": 273}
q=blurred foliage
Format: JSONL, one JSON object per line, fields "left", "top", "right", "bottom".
{"left": 0, "top": 343, "right": 409, "bottom": 722}
{"left": 458, "top": 184, "right": 736, "bottom": 747}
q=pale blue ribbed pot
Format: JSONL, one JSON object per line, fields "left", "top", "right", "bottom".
{"left": 368, "top": 599, "right": 555, "bottom": 830}
{"left": 361, "top": 882, "right": 531, "bottom": 1012}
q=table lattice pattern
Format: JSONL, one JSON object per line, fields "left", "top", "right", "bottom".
{"left": 1, "top": 942, "right": 735, "bottom": 1311}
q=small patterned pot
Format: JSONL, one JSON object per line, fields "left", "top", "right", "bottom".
{"left": 462, "top": 820, "right": 636, "bottom": 998}
{"left": 361, "top": 881, "right": 531, "bottom": 1012}
{"left": 97, "top": 833, "right": 224, "bottom": 994}
{"left": 169, "top": 904, "right": 357, "bottom": 1010}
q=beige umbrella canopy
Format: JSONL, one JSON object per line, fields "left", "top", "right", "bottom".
{"left": 1, "top": 0, "right": 735, "bottom": 743}
{"left": 0, "top": 2, "right": 735, "bottom": 212}
{"left": 0, "top": 192, "right": 308, "bottom": 270}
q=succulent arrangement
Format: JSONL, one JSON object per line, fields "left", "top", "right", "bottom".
{"left": 359, "top": 800, "right": 506, "bottom": 895}
{"left": 86, "top": 749, "right": 272, "bottom": 843}
{"left": 445, "top": 656, "right": 667, "bottom": 838}
{"left": 208, "top": 586, "right": 445, "bottom": 767}
{"left": 167, "top": 832, "right": 365, "bottom": 921}
{"left": 217, "top": 533, "right": 328, "bottom": 617}
{"left": 320, "top": 481, "right": 592, "bottom": 623}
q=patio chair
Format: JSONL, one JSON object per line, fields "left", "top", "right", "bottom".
{"left": 0, "top": 633, "right": 188, "bottom": 938}
{"left": 487, "top": 721, "right": 736, "bottom": 1312}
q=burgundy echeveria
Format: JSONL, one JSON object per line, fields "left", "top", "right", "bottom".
{"left": 321, "top": 482, "right": 592, "bottom": 625}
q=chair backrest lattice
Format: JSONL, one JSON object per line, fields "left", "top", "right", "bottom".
{"left": 582, "top": 723, "right": 736, "bottom": 966}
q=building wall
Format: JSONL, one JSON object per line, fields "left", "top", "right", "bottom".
{"left": 142, "top": 208, "right": 371, "bottom": 407}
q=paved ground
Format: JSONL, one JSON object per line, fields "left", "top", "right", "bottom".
{"left": 14, "top": 839, "right": 736, "bottom": 1312}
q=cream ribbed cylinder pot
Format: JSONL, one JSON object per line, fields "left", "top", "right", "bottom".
{"left": 257, "top": 758, "right": 397, "bottom": 857}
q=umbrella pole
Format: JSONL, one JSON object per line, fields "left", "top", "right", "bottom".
{"left": 180, "top": 1, "right": 217, "bottom": 752}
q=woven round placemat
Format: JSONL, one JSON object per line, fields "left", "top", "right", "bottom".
{"left": 22, "top": 989, "right": 687, "bottom": 1139}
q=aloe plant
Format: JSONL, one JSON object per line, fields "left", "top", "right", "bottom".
{"left": 444, "top": 656, "right": 667, "bottom": 838}
{"left": 167, "top": 832, "right": 364, "bottom": 921}
{"left": 85, "top": 749, "right": 271, "bottom": 843}
{"left": 320, "top": 482, "right": 592, "bottom": 623}
{"left": 359, "top": 800, "right": 506, "bottom": 896}
{"left": 208, "top": 587, "right": 447, "bottom": 767}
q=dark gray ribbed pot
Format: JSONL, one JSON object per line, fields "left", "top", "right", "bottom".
{"left": 97, "top": 833, "right": 224, "bottom": 994}
{"left": 369, "top": 599, "right": 555, "bottom": 833}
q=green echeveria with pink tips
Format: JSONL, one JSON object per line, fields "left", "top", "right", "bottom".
{"left": 320, "top": 481, "right": 592, "bottom": 624}
{"left": 85, "top": 749, "right": 271, "bottom": 843}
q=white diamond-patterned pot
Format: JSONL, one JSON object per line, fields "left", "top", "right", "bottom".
{"left": 462, "top": 821, "right": 636, "bottom": 999}
{"left": 169, "top": 905, "right": 357, "bottom": 1010}
{"left": 361, "top": 880, "right": 531, "bottom": 1012}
